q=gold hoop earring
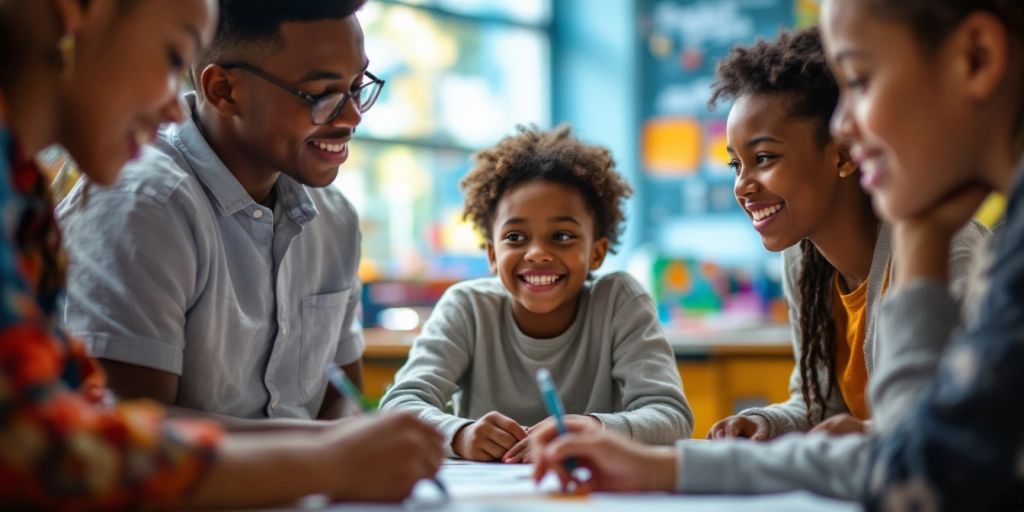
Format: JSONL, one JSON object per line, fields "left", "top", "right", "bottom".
{"left": 57, "top": 33, "right": 76, "bottom": 81}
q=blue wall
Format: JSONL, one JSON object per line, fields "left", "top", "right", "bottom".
{"left": 552, "top": 0, "right": 640, "bottom": 271}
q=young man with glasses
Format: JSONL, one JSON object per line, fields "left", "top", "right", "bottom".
{"left": 57, "top": 0, "right": 384, "bottom": 430}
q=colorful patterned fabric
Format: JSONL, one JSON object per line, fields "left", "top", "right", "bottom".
{"left": 0, "top": 123, "right": 222, "bottom": 510}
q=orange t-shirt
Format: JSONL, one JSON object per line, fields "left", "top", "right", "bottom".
{"left": 832, "top": 269, "right": 889, "bottom": 420}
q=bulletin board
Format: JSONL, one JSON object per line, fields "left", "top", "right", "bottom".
{"left": 636, "top": 0, "right": 818, "bottom": 257}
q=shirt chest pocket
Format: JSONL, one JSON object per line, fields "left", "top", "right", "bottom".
{"left": 299, "top": 289, "right": 351, "bottom": 402}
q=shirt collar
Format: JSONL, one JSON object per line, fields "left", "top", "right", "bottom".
{"left": 171, "top": 93, "right": 318, "bottom": 224}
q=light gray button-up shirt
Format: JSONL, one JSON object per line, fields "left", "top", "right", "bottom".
{"left": 57, "top": 95, "right": 364, "bottom": 419}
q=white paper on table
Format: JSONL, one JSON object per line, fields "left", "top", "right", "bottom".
{"left": 325, "top": 461, "right": 860, "bottom": 512}
{"left": 411, "top": 460, "right": 562, "bottom": 501}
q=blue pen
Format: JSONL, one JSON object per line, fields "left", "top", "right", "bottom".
{"left": 535, "top": 368, "right": 577, "bottom": 472}
{"left": 323, "top": 363, "right": 450, "bottom": 500}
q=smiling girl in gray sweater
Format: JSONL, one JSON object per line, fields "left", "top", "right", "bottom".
{"left": 380, "top": 126, "right": 693, "bottom": 462}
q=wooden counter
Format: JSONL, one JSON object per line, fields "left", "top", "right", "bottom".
{"left": 362, "top": 325, "right": 794, "bottom": 438}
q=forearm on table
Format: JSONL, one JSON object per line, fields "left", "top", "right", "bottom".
{"left": 180, "top": 432, "right": 329, "bottom": 509}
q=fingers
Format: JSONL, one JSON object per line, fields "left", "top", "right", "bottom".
{"left": 724, "top": 418, "right": 750, "bottom": 438}
{"left": 544, "top": 433, "right": 601, "bottom": 464}
{"left": 527, "top": 419, "right": 562, "bottom": 447}
{"left": 706, "top": 421, "right": 723, "bottom": 440}
{"left": 476, "top": 412, "right": 527, "bottom": 452}
{"left": 503, "top": 438, "right": 529, "bottom": 463}
{"left": 533, "top": 450, "right": 574, "bottom": 490}
{"left": 486, "top": 426, "right": 522, "bottom": 451}
{"left": 710, "top": 416, "right": 768, "bottom": 440}
{"left": 477, "top": 438, "right": 508, "bottom": 460}
{"left": 483, "top": 411, "right": 528, "bottom": 442}
{"left": 379, "top": 413, "right": 446, "bottom": 466}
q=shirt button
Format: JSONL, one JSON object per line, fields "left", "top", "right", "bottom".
{"left": 252, "top": 209, "right": 264, "bottom": 219}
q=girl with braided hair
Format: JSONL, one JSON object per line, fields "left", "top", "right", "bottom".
{"left": 705, "top": 27, "right": 988, "bottom": 441}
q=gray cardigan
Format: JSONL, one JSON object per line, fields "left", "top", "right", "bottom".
{"left": 674, "top": 220, "right": 990, "bottom": 499}
{"left": 737, "top": 222, "right": 988, "bottom": 437}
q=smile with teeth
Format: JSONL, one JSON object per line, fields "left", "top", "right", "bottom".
{"left": 521, "top": 274, "right": 564, "bottom": 286}
{"left": 312, "top": 141, "right": 346, "bottom": 153}
{"left": 751, "top": 203, "right": 783, "bottom": 222}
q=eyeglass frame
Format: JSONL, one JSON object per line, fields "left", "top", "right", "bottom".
{"left": 218, "top": 61, "right": 385, "bottom": 125}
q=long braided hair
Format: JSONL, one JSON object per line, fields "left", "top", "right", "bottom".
{"left": 796, "top": 239, "right": 838, "bottom": 422}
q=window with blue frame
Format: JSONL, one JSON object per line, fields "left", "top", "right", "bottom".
{"left": 339, "top": 0, "right": 552, "bottom": 283}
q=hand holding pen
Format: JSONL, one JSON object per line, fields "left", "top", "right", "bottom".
{"left": 324, "top": 363, "right": 451, "bottom": 500}
{"left": 531, "top": 368, "right": 677, "bottom": 493}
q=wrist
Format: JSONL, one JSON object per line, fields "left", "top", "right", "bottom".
{"left": 645, "top": 446, "right": 678, "bottom": 492}
{"left": 451, "top": 422, "right": 472, "bottom": 458}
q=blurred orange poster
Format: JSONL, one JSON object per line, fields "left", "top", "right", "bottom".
{"left": 642, "top": 117, "right": 701, "bottom": 176}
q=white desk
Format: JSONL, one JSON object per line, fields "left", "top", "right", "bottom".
{"left": 323, "top": 461, "right": 861, "bottom": 511}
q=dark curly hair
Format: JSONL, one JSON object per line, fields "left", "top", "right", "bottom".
{"left": 460, "top": 125, "right": 633, "bottom": 253}
{"left": 708, "top": 26, "right": 837, "bottom": 147}
{"left": 711, "top": 26, "right": 877, "bottom": 424}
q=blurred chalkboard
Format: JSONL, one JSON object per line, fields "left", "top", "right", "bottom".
{"left": 637, "top": 0, "right": 816, "bottom": 262}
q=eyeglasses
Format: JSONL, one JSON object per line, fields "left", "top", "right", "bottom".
{"left": 219, "top": 61, "right": 385, "bottom": 125}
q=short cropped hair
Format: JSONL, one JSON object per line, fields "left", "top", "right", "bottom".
{"left": 197, "top": 0, "right": 367, "bottom": 68}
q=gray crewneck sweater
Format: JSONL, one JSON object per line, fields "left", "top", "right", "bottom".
{"left": 379, "top": 271, "right": 694, "bottom": 455}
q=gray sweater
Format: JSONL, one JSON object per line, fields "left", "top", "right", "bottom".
{"left": 738, "top": 222, "right": 989, "bottom": 436}
{"left": 379, "top": 272, "right": 694, "bottom": 455}
{"left": 674, "top": 221, "right": 990, "bottom": 498}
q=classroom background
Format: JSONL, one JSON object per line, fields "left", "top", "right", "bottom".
{"left": 341, "top": 0, "right": 819, "bottom": 438}
{"left": 346, "top": 0, "right": 820, "bottom": 314}
{"left": 35, "top": 0, "right": 1003, "bottom": 437}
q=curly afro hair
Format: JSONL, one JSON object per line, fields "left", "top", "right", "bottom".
{"left": 460, "top": 125, "right": 633, "bottom": 252}
{"left": 708, "top": 26, "right": 838, "bottom": 146}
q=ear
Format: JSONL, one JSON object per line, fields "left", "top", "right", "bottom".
{"left": 199, "top": 64, "right": 243, "bottom": 117}
{"left": 485, "top": 242, "right": 497, "bottom": 274}
{"left": 53, "top": 0, "right": 85, "bottom": 34}
{"left": 952, "top": 12, "right": 1010, "bottom": 101}
{"left": 834, "top": 142, "right": 856, "bottom": 178}
{"left": 589, "top": 237, "right": 609, "bottom": 270}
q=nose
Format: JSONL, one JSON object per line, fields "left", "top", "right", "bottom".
{"left": 830, "top": 93, "right": 856, "bottom": 142}
{"left": 328, "top": 95, "right": 363, "bottom": 130}
{"left": 525, "top": 241, "right": 554, "bottom": 262}
{"left": 733, "top": 164, "right": 759, "bottom": 201}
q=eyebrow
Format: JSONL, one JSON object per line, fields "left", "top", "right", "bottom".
{"left": 297, "top": 61, "right": 371, "bottom": 83}
{"left": 726, "top": 135, "right": 784, "bottom": 153}
{"left": 550, "top": 215, "right": 581, "bottom": 226}
{"left": 500, "top": 216, "right": 582, "bottom": 228}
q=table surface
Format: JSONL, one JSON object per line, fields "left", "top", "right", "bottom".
{"left": 320, "top": 460, "right": 860, "bottom": 511}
